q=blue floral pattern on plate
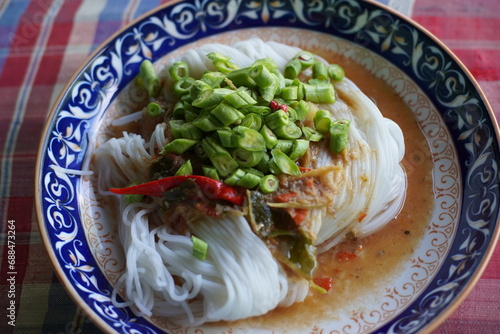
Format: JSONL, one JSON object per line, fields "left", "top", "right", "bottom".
{"left": 36, "top": 0, "right": 499, "bottom": 333}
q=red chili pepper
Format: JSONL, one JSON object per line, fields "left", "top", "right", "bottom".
{"left": 313, "top": 277, "right": 333, "bottom": 292}
{"left": 110, "top": 175, "right": 244, "bottom": 206}
{"left": 290, "top": 208, "right": 308, "bottom": 225}
{"left": 337, "top": 252, "right": 357, "bottom": 262}
{"left": 275, "top": 192, "right": 298, "bottom": 203}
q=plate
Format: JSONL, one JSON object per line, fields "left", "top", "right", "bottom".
{"left": 35, "top": 0, "right": 500, "bottom": 333}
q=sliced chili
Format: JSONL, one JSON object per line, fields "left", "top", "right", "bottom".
{"left": 313, "top": 276, "right": 333, "bottom": 292}
{"left": 110, "top": 175, "right": 244, "bottom": 206}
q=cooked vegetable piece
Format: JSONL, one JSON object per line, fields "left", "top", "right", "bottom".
{"left": 312, "top": 61, "right": 328, "bottom": 81}
{"left": 169, "top": 61, "right": 189, "bottom": 82}
{"left": 233, "top": 126, "right": 266, "bottom": 152}
{"left": 161, "top": 138, "right": 198, "bottom": 155}
{"left": 191, "top": 235, "right": 208, "bottom": 260}
{"left": 139, "top": 59, "right": 161, "bottom": 97}
{"left": 314, "top": 109, "right": 332, "bottom": 133}
{"left": 273, "top": 122, "right": 302, "bottom": 140}
{"left": 259, "top": 174, "right": 279, "bottom": 193}
{"left": 284, "top": 58, "right": 302, "bottom": 79}
{"left": 270, "top": 149, "right": 301, "bottom": 175}
{"left": 146, "top": 102, "right": 162, "bottom": 117}
{"left": 329, "top": 119, "right": 350, "bottom": 153}
{"left": 328, "top": 64, "right": 345, "bottom": 81}
{"left": 211, "top": 102, "right": 245, "bottom": 126}
{"left": 175, "top": 160, "right": 193, "bottom": 176}
{"left": 265, "top": 109, "right": 289, "bottom": 129}
{"left": 110, "top": 175, "right": 244, "bottom": 205}
{"left": 289, "top": 139, "right": 309, "bottom": 161}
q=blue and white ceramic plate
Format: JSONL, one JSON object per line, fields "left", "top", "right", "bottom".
{"left": 35, "top": 0, "right": 499, "bottom": 333}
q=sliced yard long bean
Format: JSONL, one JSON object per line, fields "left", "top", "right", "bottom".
{"left": 329, "top": 119, "right": 350, "bottom": 154}
{"left": 169, "top": 61, "right": 189, "bottom": 82}
{"left": 143, "top": 49, "right": 349, "bottom": 192}
{"left": 314, "top": 109, "right": 332, "bottom": 133}
{"left": 140, "top": 60, "right": 161, "bottom": 97}
{"left": 146, "top": 102, "right": 162, "bottom": 117}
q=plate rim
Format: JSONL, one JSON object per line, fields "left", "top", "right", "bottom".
{"left": 34, "top": 0, "right": 500, "bottom": 333}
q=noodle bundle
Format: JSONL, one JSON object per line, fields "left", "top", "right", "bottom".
{"left": 91, "top": 39, "right": 406, "bottom": 325}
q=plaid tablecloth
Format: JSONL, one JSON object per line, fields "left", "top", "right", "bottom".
{"left": 0, "top": 0, "right": 498, "bottom": 333}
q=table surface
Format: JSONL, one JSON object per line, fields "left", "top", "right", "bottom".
{"left": 0, "top": 0, "right": 498, "bottom": 333}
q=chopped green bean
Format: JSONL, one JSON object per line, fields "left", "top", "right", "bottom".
{"left": 295, "top": 51, "right": 316, "bottom": 69}
{"left": 265, "top": 109, "right": 289, "bottom": 129}
{"left": 328, "top": 64, "right": 345, "bottom": 81}
{"left": 202, "top": 165, "right": 220, "bottom": 180}
{"left": 240, "top": 113, "right": 262, "bottom": 131}
{"left": 270, "top": 149, "right": 301, "bottom": 175}
{"left": 192, "top": 112, "right": 224, "bottom": 132}
{"left": 224, "top": 168, "right": 246, "bottom": 186}
{"left": 302, "top": 126, "right": 324, "bottom": 142}
{"left": 280, "top": 85, "right": 298, "bottom": 100}
{"left": 256, "top": 152, "right": 270, "bottom": 173}
{"left": 201, "top": 137, "right": 238, "bottom": 177}
{"left": 329, "top": 119, "right": 350, "bottom": 153}
{"left": 260, "top": 125, "right": 279, "bottom": 149}
{"left": 192, "top": 88, "right": 233, "bottom": 109}
{"left": 207, "top": 52, "right": 239, "bottom": 74}
{"left": 251, "top": 57, "right": 278, "bottom": 71}
{"left": 180, "top": 123, "right": 203, "bottom": 140}
{"left": 259, "top": 174, "right": 279, "bottom": 193}
{"left": 191, "top": 235, "right": 208, "bottom": 260}
{"left": 236, "top": 172, "right": 261, "bottom": 188}
{"left": 175, "top": 159, "right": 193, "bottom": 176}
{"left": 189, "top": 80, "right": 212, "bottom": 100}
{"left": 250, "top": 65, "right": 275, "bottom": 88}
{"left": 217, "top": 128, "right": 237, "bottom": 148}
{"left": 231, "top": 147, "right": 264, "bottom": 168}
{"left": 304, "top": 82, "right": 336, "bottom": 104}
{"left": 184, "top": 109, "right": 199, "bottom": 123}
{"left": 169, "top": 120, "right": 185, "bottom": 138}
{"left": 241, "top": 105, "right": 272, "bottom": 116}
{"left": 211, "top": 102, "right": 245, "bottom": 126}
{"left": 139, "top": 60, "right": 161, "bottom": 97}
{"left": 201, "top": 71, "right": 225, "bottom": 87}
{"left": 146, "top": 102, "right": 162, "bottom": 117}
{"left": 162, "top": 138, "right": 199, "bottom": 155}
{"left": 223, "top": 88, "right": 257, "bottom": 108}
{"left": 226, "top": 67, "right": 257, "bottom": 87}
{"left": 284, "top": 59, "right": 302, "bottom": 79}
{"left": 312, "top": 61, "right": 329, "bottom": 81}
{"left": 173, "top": 77, "right": 195, "bottom": 97}
{"left": 273, "top": 122, "right": 302, "bottom": 139}
{"left": 294, "top": 100, "right": 310, "bottom": 120}
{"left": 169, "top": 61, "right": 189, "bottom": 82}
{"left": 274, "top": 139, "right": 294, "bottom": 155}
{"left": 259, "top": 75, "right": 279, "bottom": 102}
{"left": 289, "top": 139, "right": 310, "bottom": 161}
{"left": 233, "top": 126, "right": 266, "bottom": 152}
{"left": 314, "top": 109, "right": 332, "bottom": 133}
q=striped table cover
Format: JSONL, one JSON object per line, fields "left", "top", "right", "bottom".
{"left": 0, "top": 0, "right": 498, "bottom": 333}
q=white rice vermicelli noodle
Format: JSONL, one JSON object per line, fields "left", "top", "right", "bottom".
{"left": 91, "top": 39, "right": 406, "bottom": 325}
